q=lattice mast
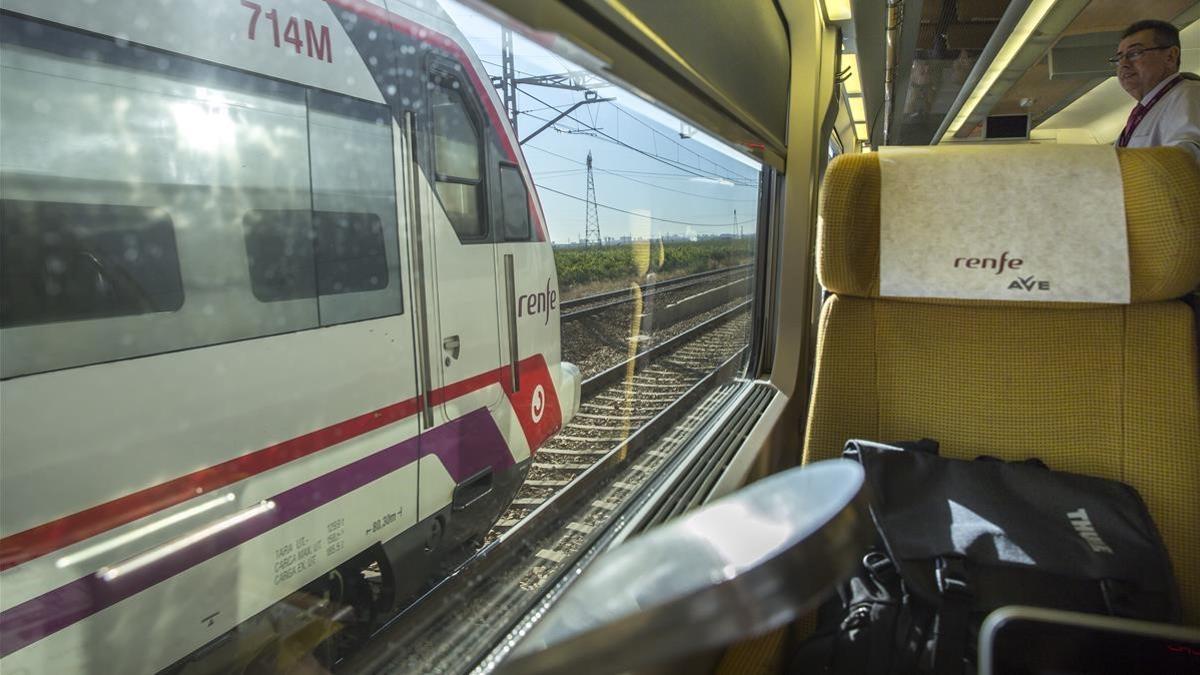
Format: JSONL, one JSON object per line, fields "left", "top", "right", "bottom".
{"left": 584, "top": 151, "right": 602, "bottom": 247}
{"left": 499, "top": 28, "right": 518, "bottom": 134}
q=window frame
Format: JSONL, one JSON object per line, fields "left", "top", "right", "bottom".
{"left": 497, "top": 161, "right": 532, "bottom": 242}
{"left": 426, "top": 60, "right": 490, "bottom": 243}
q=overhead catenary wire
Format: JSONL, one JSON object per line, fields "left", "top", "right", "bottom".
{"left": 600, "top": 101, "right": 757, "bottom": 183}
{"left": 535, "top": 183, "right": 756, "bottom": 228}
{"left": 525, "top": 144, "right": 758, "bottom": 203}
{"left": 480, "top": 57, "right": 757, "bottom": 185}
{"left": 517, "top": 89, "right": 757, "bottom": 186}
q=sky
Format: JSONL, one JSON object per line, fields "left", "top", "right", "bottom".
{"left": 440, "top": 0, "right": 762, "bottom": 245}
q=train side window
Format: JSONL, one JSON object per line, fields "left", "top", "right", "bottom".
{"left": 498, "top": 163, "right": 531, "bottom": 241}
{"left": 0, "top": 200, "right": 184, "bottom": 328}
{"left": 0, "top": 13, "right": 404, "bottom": 379}
{"left": 306, "top": 91, "right": 403, "bottom": 325}
{"left": 314, "top": 212, "right": 389, "bottom": 296}
{"left": 429, "top": 80, "right": 486, "bottom": 239}
{"left": 243, "top": 210, "right": 317, "bottom": 303}
{"left": 244, "top": 211, "right": 390, "bottom": 298}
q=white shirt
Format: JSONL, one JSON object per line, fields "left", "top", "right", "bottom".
{"left": 1123, "top": 73, "right": 1200, "bottom": 165}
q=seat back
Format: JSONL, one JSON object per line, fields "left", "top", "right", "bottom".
{"left": 805, "top": 147, "right": 1200, "bottom": 624}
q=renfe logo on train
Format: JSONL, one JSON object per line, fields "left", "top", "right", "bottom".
{"left": 519, "top": 279, "right": 558, "bottom": 326}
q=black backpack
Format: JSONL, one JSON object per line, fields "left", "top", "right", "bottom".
{"left": 790, "top": 439, "right": 1180, "bottom": 675}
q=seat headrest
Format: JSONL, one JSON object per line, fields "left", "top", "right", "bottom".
{"left": 819, "top": 146, "right": 1200, "bottom": 303}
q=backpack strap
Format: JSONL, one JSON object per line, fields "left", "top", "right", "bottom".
{"left": 932, "top": 556, "right": 972, "bottom": 675}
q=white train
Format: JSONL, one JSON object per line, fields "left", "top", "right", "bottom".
{"left": 0, "top": 0, "right": 581, "bottom": 671}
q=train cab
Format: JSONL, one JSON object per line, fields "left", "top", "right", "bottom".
{"left": 1, "top": 0, "right": 1198, "bottom": 674}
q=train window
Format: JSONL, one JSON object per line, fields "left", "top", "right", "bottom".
{"left": 314, "top": 212, "right": 389, "bottom": 296}
{"left": 244, "top": 211, "right": 390, "bottom": 301}
{"left": 430, "top": 80, "right": 486, "bottom": 239}
{"left": 244, "top": 210, "right": 317, "bottom": 303}
{"left": 307, "top": 91, "right": 403, "bottom": 325}
{"left": 499, "top": 163, "right": 532, "bottom": 241}
{"left": 0, "top": 1, "right": 767, "bottom": 672}
{"left": 0, "top": 200, "right": 184, "bottom": 328}
{"left": 0, "top": 12, "right": 402, "bottom": 378}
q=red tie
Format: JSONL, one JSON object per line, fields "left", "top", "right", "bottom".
{"left": 1117, "top": 103, "right": 1147, "bottom": 148}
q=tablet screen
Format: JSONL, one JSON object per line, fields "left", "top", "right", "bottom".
{"left": 982, "top": 608, "right": 1200, "bottom": 675}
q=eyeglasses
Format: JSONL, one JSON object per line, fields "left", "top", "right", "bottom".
{"left": 1108, "top": 46, "right": 1170, "bottom": 64}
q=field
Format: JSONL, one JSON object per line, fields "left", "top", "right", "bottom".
{"left": 554, "top": 238, "right": 754, "bottom": 299}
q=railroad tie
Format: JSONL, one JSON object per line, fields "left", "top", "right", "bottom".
{"left": 535, "top": 549, "right": 566, "bottom": 563}
{"left": 550, "top": 434, "right": 626, "bottom": 444}
{"left": 537, "top": 462, "right": 593, "bottom": 471}
{"left": 538, "top": 446, "right": 607, "bottom": 455}
{"left": 561, "top": 423, "right": 627, "bottom": 432}
{"left": 572, "top": 411, "right": 653, "bottom": 422}
{"left": 523, "top": 479, "right": 571, "bottom": 488}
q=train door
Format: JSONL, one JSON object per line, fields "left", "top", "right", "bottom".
{"left": 421, "top": 60, "right": 505, "bottom": 422}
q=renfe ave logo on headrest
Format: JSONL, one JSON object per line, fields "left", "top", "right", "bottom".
{"left": 953, "top": 251, "right": 1050, "bottom": 292}
{"left": 878, "top": 145, "right": 1128, "bottom": 304}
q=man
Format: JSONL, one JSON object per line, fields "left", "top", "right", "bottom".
{"left": 1113, "top": 20, "right": 1200, "bottom": 164}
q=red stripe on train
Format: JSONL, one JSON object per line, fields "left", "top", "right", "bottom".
{"left": 0, "top": 355, "right": 558, "bottom": 572}
{"left": 0, "top": 397, "right": 422, "bottom": 573}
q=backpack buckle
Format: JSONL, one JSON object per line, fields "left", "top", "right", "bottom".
{"left": 935, "top": 556, "right": 970, "bottom": 597}
{"left": 862, "top": 551, "right": 897, "bottom": 583}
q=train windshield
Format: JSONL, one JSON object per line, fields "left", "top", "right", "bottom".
{"left": 0, "top": 1, "right": 761, "bottom": 672}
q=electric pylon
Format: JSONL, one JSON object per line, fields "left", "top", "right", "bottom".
{"left": 584, "top": 151, "right": 602, "bottom": 247}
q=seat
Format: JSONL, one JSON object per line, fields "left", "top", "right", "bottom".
{"left": 806, "top": 146, "right": 1200, "bottom": 624}
{"left": 715, "top": 146, "right": 1200, "bottom": 675}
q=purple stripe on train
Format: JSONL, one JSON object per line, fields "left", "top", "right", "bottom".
{"left": 0, "top": 408, "right": 512, "bottom": 659}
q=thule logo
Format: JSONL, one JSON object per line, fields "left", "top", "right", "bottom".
{"left": 1067, "top": 508, "right": 1113, "bottom": 554}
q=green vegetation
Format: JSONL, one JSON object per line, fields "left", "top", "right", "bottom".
{"left": 554, "top": 238, "right": 754, "bottom": 297}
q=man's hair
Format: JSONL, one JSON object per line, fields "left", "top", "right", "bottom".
{"left": 1121, "top": 19, "right": 1181, "bottom": 50}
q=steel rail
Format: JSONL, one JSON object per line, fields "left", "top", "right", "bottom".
{"left": 580, "top": 300, "right": 750, "bottom": 398}
{"left": 560, "top": 263, "right": 751, "bottom": 319}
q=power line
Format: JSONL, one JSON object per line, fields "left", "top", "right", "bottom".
{"left": 481, "top": 57, "right": 756, "bottom": 185}
{"left": 535, "top": 183, "right": 757, "bottom": 228}
{"left": 602, "top": 101, "right": 757, "bottom": 183}
{"left": 525, "top": 144, "right": 758, "bottom": 203}
{"left": 518, "top": 89, "right": 756, "bottom": 186}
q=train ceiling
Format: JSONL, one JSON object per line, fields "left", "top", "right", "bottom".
{"left": 462, "top": 1, "right": 1196, "bottom": 156}
{"left": 974, "top": 0, "right": 1198, "bottom": 138}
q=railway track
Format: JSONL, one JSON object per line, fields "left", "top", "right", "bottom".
{"left": 560, "top": 264, "right": 751, "bottom": 320}
{"left": 562, "top": 265, "right": 754, "bottom": 379}
{"left": 343, "top": 301, "right": 753, "bottom": 675}
{"left": 492, "top": 301, "right": 752, "bottom": 536}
